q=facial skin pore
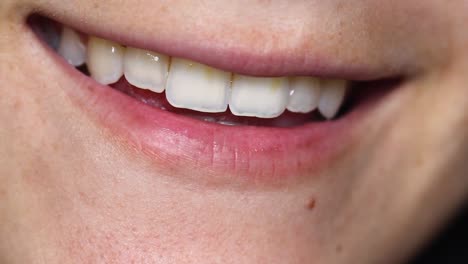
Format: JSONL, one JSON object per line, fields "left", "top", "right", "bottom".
{"left": 1, "top": 1, "right": 468, "bottom": 263}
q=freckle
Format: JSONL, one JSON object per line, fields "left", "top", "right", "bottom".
{"left": 52, "top": 142, "right": 60, "bottom": 151}
{"left": 336, "top": 244, "right": 343, "bottom": 253}
{"left": 13, "top": 99, "right": 22, "bottom": 110}
{"left": 160, "top": 5, "right": 169, "bottom": 12}
{"left": 307, "top": 198, "right": 316, "bottom": 210}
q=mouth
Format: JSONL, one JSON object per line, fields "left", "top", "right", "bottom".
{"left": 28, "top": 14, "right": 402, "bottom": 185}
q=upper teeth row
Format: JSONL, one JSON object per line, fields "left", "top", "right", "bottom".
{"left": 58, "top": 27, "right": 348, "bottom": 119}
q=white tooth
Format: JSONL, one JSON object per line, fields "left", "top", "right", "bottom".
{"left": 318, "top": 79, "right": 347, "bottom": 119}
{"left": 87, "top": 37, "right": 124, "bottom": 85}
{"left": 287, "top": 77, "right": 321, "bottom": 113}
{"left": 58, "top": 27, "right": 86, "bottom": 66}
{"left": 166, "top": 58, "right": 231, "bottom": 113}
{"left": 124, "top": 47, "right": 169, "bottom": 93}
{"left": 229, "top": 75, "right": 289, "bottom": 118}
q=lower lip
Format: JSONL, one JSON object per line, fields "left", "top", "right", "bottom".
{"left": 46, "top": 37, "right": 368, "bottom": 187}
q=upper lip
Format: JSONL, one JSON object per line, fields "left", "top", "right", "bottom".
{"left": 31, "top": 7, "right": 403, "bottom": 81}
{"left": 71, "top": 24, "right": 391, "bottom": 80}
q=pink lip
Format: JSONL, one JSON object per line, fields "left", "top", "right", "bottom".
{"left": 32, "top": 12, "right": 396, "bottom": 80}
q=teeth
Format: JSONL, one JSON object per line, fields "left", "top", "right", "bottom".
{"left": 87, "top": 37, "right": 125, "bottom": 85}
{"left": 58, "top": 27, "right": 86, "bottom": 66}
{"left": 229, "top": 75, "right": 289, "bottom": 118}
{"left": 124, "top": 47, "right": 169, "bottom": 93}
{"left": 318, "top": 79, "right": 347, "bottom": 119}
{"left": 287, "top": 77, "right": 321, "bottom": 113}
{"left": 166, "top": 58, "right": 231, "bottom": 113}
{"left": 58, "top": 30, "right": 351, "bottom": 120}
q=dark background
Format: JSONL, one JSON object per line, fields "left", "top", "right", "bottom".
{"left": 410, "top": 202, "right": 468, "bottom": 264}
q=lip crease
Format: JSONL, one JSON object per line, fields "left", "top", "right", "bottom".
{"left": 27, "top": 15, "right": 387, "bottom": 186}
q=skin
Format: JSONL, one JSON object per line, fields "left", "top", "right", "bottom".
{"left": 1, "top": 0, "right": 468, "bottom": 263}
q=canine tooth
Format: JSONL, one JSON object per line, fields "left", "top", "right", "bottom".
{"left": 229, "top": 75, "right": 289, "bottom": 118}
{"left": 318, "top": 79, "right": 347, "bottom": 119}
{"left": 124, "top": 47, "right": 169, "bottom": 93}
{"left": 166, "top": 58, "right": 231, "bottom": 113}
{"left": 87, "top": 37, "right": 124, "bottom": 85}
{"left": 58, "top": 27, "right": 86, "bottom": 66}
{"left": 287, "top": 77, "right": 321, "bottom": 113}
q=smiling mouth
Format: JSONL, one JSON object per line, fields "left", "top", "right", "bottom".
{"left": 27, "top": 14, "right": 402, "bottom": 184}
